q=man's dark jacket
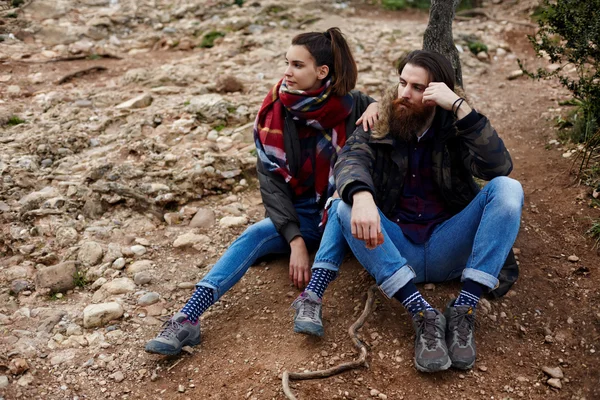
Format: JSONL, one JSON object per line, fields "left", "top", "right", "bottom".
{"left": 256, "top": 90, "right": 375, "bottom": 244}
{"left": 335, "top": 107, "right": 519, "bottom": 297}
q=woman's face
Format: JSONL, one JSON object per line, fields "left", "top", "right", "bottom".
{"left": 284, "top": 45, "right": 329, "bottom": 92}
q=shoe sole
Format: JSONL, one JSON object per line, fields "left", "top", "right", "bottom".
{"left": 450, "top": 359, "right": 475, "bottom": 370}
{"left": 414, "top": 356, "right": 452, "bottom": 373}
{"left": 145, "top": 336, "right": 201, "bottom": 356}
{"left": 294, "top": 322, "right": 324, "bottom": 337}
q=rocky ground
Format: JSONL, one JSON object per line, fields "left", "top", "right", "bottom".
{"left": 0, "top": 0, "right": 599, "bottom": 399}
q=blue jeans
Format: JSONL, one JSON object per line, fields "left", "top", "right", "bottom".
{"left": 197, "top": 199, "right": 347, "bottom": 301}
{"left": 336, "top": 177, "right": 524, "bottom": 297}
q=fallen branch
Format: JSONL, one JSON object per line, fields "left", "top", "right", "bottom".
{"left": 57, "top": 66, "right": 108, "bottom": 85}
{"left": 282, "top": 285, "right": 377, "bottom": 400}
{"left": 0, "top": 0, "right": 32, "bottom": 17}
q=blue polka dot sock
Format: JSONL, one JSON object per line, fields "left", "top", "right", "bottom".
{"left": 181, "top": 286, "right": 214, "bottom": 323}
{"left": 305, "top": 268, "right": 336, "bottom": 299}
{"left": 454, "top": 279, "right": 484, "bottom": 309}
{"left": 392, "top": 280, "right": 434, "bottom": 318}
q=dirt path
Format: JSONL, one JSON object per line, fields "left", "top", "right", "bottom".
{"left": 1, "top": 2, "right": 599, "bottom": 400}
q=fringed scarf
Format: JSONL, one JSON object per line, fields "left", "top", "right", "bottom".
{"left": 253, "top": 79, "right": 352, "bottom": 205}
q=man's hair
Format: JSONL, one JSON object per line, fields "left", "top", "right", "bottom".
{"left": 396, "top": 50, "right": 455, "bottom": 90}
{"left": 292, "top": 27, "right": 358, "bottom": 96}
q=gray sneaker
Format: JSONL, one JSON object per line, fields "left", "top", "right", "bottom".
{"left": 444, "top": 301, "right": 477, "bottom": 370}
{"left": 412, "top": 309, "right": 451, "bottom": 372}
{"left": 145, "top": 312, "right": 201, "bottom": 355}
{"left": 291, "top": 290, "right": 324, "bottom": 337}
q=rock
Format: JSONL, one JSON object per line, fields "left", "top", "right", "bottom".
{"left": 542, "top": 366, "right": 564, "bottom": 379}
{"left": 50, "top": 350, "right": 76, "bottom": 366}
{"left": 173, "top": 232, "right": 210, "bottom": 248}
{"left": 189, "top": 208, "right": 215, "bottom": 228}
{"left": 127, "top": 260, "right": 153, "bottom": 274}
{"left": 185, "top": 94, "right": 231, "bottom": 123}
{"left": 0, "top": 375, "right": 8, "bottom": 389}
{"left": 547, "top": 378, "right": 562, "bottom": 389}
{"left": 219, "top": 216, "right": 248, "bottom": 228}
{"left": 34, "top": 261, "right": 77, "bottom": 293}
{"left": 112, "top": 257, "right": 126, "bottom": 270}
{"left": 9, "top": 358, "right": 29, "bottom": 375}
{"left": 100, "top": 277, "right": 136, "bottom": 295}
{"left": 507, "top": 70, "right": 524, "bottom": 80}
{"left": 103, "top": 243, "right": 123, "bottom": 263}
{"left": 110, "top": 371, "right": 125, "bottom": 383}
{"left": 164, "top": 212, "right": 182, "bottom": 225}
{"left": 115, "top": 93, "right": 153, "bottom": 109}
{"left": 215, "top": 75, "right": 244, "bottom": 93}
{"left": 56, "top": 227, "right": 78, "bottom": 246}
{"left": 10, "top": 279, "right": 31, "bottom": 295}
{"left": 78, "top": 241, "right": 104, "bottom": 266}
{"left": 134, "top": 271, "right": 152, "bottom": 285}
{"left": 567, "top": 255, "right": 579, "bottom": 262}
{"left": 83, "top": 302, "right": 124, "bottom": 328}
{"left": 138, "top": 292, "right": 160, "bottom": 306}
{"left": 423, "top": 283, "right": 435, "bottom": 291}
{"left": 91, "top": 277, "right": 108, "bottom": 290}
{"left": 131, "top": 245, "right": 147, "bottom": 256}
{"left": 16, "top": 372, "right": 34, "bottom": 387}
{"left": 476, "top": 51, "right": 488, "bottom": 61}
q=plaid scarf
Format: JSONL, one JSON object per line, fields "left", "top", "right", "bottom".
{"left": 254, "top": 79, "right": 352, "bottom": 205}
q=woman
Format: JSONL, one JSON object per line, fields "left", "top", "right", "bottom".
{"left": 146, "top": 27, "right": 378, "bottom": 355}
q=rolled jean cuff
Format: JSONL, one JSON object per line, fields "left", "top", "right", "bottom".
{"left": 462, "top": 268, "right": 499, "bottom": 290}
{"left": 195, "top": 281, "right": 220, "bottom": 302}
{"left": 311, "top": 261, "right": 339, "bottom": 278}
{"left": 380, "top": 264, "right": 416, "bottom": 298}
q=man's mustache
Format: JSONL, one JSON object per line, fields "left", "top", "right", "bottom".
{"left": 392, "top": 97, "right": 412, "bottom": 109}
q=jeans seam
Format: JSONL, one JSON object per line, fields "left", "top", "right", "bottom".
{"left": 467, "top": 188, "right": 489, "bottom": 271}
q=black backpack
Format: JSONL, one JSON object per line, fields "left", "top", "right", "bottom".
{"left": 488, "top": 249, "right": 519, "bottom": 298}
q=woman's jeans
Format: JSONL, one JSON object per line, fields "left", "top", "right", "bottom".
{"left": 197, "top": 198, "right": 347, "bottom": 301}
{"left": 336, "top": 177, "right": 524, "bottom": 297}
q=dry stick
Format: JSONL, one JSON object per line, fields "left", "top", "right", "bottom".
{"left": 282, "top": 285, "right": 378, "bottom": 400}
{"left": 0, "top": 0, "right": 33, "bottom": 17}
{"left": 57, "top": 66, "right": 108, "bottom": 85}
{"left": 455, "top": 8, "right": 537, "bottom": 28}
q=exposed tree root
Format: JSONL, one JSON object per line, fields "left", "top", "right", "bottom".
{"left": 57, "top": 66, "right": 108, "bottom": 85}
{"left": 282, "top": 285, "right": 377, "bottom": 400}
{"left": 455, "top": 8, "right": 537, "bottom": 28}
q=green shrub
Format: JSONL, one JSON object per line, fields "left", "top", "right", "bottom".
{"left": 200, "top": 31, "right": 225, "bottom": 48}
{"left": 519, "top": 0, "right": 600, "bottom": 175}
{"left": 467, "top": 41, "right": 488, "bottom": 55}
{"left": 6, "top": 116, "right": 25, "bottom": 126}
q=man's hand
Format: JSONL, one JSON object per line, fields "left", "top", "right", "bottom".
{"left": 422, "top": 82, "right": 472, "bottom": 119}
{"left": 289, "top": 236, "right": 310, "bottom": 289}
{"left": 351, "top": 191, "right": 381, "bottom": 248}
{"left": 356, "top": 102, "right": 379, "bottom": 131}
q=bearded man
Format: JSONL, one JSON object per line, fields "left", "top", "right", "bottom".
{"left": 291, "top": 50, "right": 523, "bottom": 373}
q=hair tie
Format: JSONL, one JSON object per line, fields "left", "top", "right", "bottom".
{"left": 323, "top": 31, "right": 331, "bottom": 40}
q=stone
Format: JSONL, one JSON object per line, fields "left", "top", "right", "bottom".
{"left": 10, "top": 279, "right": 31, "bottom": 295}
{"left": 567, "top": 255, "right": 579, "bottom": 262}
{"left": 164, "top": 212, "right": 182, "bottom": 225}
{"left": 101, "top": 277, "right": 136, "bottom": 295}
{"left": 138, "top": 292, "right": 160, "bottom": 306}
{"left": 131, "top": 245, "right": 147, "bottom": 256}
{"left": 477, "top": 51, "right": 488, "bottom": 61}
{"left": 112, "top": 257, "right": 126, "bottom": 270}
{"left": 173, "top": 232, "right": 210, "bottom": 248}
{"left": 542, "top": 366, "right": 564, "bottom": 379}
{"left": 110, "top": 371, "right": 125, "bottom": 383}
{"left": 127, "top": 260, "right": 153, "bottom": 274}
{"left": 115, "top": 93, "right": 153, "bottom": 109}
{"left": 219, "top": 216, "right": 248, "bottom": 228}
{"left": 547, "top": 378, "right": 562, "bottom": 389}
{"left": 91, "top": 277, "right": 108, "bottom": 290}
{"left": 78, "top": 242, "right": 104, "bottom": 266}
{"left": 185, "top": 94, "right": 231, "bottom": 123}
{"left": 56, "top": 226, "right": 79, "bottom": 246}
{"left": 189, "top": 208, "right": 216, "bottom": 228}
{"left": 34, "top": 261, "right": 77, "bottom": 293}
{"left": 423, "top": 283, "right": 435, "bottom": 291}
{"left": 134, "top": 271, "right": 152, "bottom": 285}
{"left": 17, "top": 372, "right": 34, "bottom": 387}
{"left": 50, "top": 350, "right": 76, "bottom": 366}
{"left": 103, "top": 243, "right": 123, "bottom": 263}
{"left": 0, "top": 375, "right": 8, "bottom": 389}
{"left": 83, "top": 302, "right": 124, "bottom": 328}
{"left": 507, "top": 70, "right": 524, "bottom": 80}
{"left": 9, "top": 358, "right": 29, "bottom": 375}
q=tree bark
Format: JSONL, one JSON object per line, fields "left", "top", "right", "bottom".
{"left": 423, "top": 0, "right": 463, "bottom": 88}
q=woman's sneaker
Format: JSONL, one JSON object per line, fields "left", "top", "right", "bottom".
{"left": 444, "top": 300, "right": 477, "bottom": 370}
{"left": 291, "top": 291, "right": 324, "bottom": 337}
{"left": 145, "top": 312, "right": 201, "bottom": 356}
{"left": 412, "top": 309, "right": 451, "bottom": 372}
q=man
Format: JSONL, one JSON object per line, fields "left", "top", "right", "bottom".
{"left": 292, "top": 50, "right": 523, "bottom": 373}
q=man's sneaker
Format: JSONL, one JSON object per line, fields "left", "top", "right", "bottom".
{"left": 291, "top": 290, "right": 324, "bottom": 337}
{"left": 444, "top": 300, "right": 477, "bottom": 370}
{"left": 145, "top": 312, "right": 201, "bottom": 356}
{"left": 412, "top": 309, "right": 451, "bottom": 372}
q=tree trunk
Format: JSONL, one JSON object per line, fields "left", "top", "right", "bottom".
{"left": 423, "top": 0, "right": 463, "bottom": 88}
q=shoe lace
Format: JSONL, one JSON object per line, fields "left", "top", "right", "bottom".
{"left": 294, "top": 297, "right": 319, "bottom": 322}
{"left": 450, "top": 308, "right": 475, "bottom": 346}
{"left": 419, "top": 313, "right": 441, "bottom": 350}
{"left": 158, "top": 318, "right": 183, "bottom": 339}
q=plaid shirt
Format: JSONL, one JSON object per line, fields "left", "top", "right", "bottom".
{"left": 393, "top": 127, "right": 451, "bottom": 244}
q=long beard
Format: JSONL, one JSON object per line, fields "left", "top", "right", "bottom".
{"left": 389, "top": 98, "right": 435, "bottom": 141}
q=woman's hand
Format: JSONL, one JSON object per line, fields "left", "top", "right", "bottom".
{"left": 356, "top": 102, "right": 379, "bottom": 131}
{"left": 289, "top": 236, "right": 310, "bottom": 289}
